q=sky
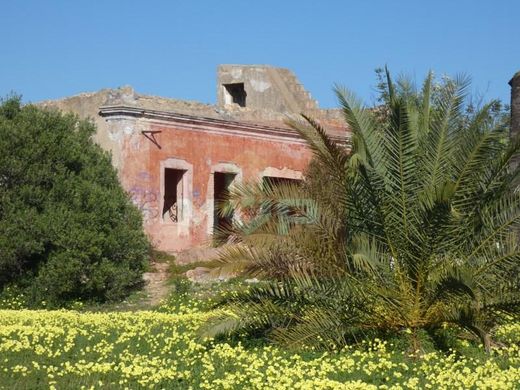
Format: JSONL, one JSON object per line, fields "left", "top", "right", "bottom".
{"left": 1, "top": 0, "right": 519, "bottom": 108}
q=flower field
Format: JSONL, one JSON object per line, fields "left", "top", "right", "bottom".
{"left": 1, "top": 294, "right": 520, "bottom": 389}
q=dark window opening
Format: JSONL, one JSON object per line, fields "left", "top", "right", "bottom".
{"left": 213, "top": 172, "right": 236, "bottom": 238}
{"left": 163, "top": 168, "right": 186, "bottom": 222}
{"left": 224, "top": 83, "right": 247, "bottom": 107}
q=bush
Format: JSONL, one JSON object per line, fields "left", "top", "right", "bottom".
{"left": 0, "top": 96, "right": 149, "bottom": 306}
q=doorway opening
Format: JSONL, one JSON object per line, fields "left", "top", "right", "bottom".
{"left": 213, "top": 172, "right": 236, "bottom": 237}
{"left": 163, "top": 168, "right": 186, "bottom": 222}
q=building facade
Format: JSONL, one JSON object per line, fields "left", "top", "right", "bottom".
{"left": 42, "top": 65, "right": 349, "bottom": 252}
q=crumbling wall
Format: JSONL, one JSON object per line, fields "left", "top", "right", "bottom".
{"left": 39, "top": 64, "right": 349, "bottom": 158}
{"left": 38, "top": 87, "right": 138, "bottom": 172}
{"left": 37, "top": 65, "right": 350, "bottom": 253}
{"left": 217, "top": 65, "right": 319, "bottom": 114}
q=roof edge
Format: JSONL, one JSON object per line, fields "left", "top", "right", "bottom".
{"left": 99, "top": 105, "right": 349, "bottom": 144}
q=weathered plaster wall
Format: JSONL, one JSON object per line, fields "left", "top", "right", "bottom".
{"left": 39, "top": 87, "right": 140, "bottom": 172}
{"left": 117, "top": 117, "right": 312, "bottom": 252}
{"left": 39, "top": 65, "right": 349, "bottom": 152}
{"left": 38, "top": 64, "right": 350, "bottom": 253}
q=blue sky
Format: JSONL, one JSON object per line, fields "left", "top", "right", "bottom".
{"left": 1, "top": 0, "right": 519, "bottom": 108}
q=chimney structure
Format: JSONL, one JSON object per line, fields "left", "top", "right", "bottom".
{"left": 510, "top": 71, "right": 520, "bottom": 139}
{"left": 510, "top": 71, "right": 520, "bottom": 168}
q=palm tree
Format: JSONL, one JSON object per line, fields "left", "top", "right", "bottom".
{"left": 203, "top": 69, "right": 520, "bottom": 353}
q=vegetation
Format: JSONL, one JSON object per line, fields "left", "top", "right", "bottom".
{"left": 207, "top": 70, "right": 520, "bottom": 353}
{"left": 1, "top": 291, "right": 520, "bottom": 389}
{"left": 0, "top": 97, "right": 149, "bottom": 307}
{"left": 1, "top": 70, "right": 519, "bottom": 388}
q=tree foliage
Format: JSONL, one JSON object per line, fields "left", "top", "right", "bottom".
{"left": 203, "top": 70, "right": 520, "bottom": 353}
{"left": 0, "top": 96, "right": 149, "bottom": 306}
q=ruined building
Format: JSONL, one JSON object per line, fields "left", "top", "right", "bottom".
{"left": 42, "top": 65, "right": 348, "bottom": 252}
{"left": 43, "top": 66, "right": 520, "bottom": 253}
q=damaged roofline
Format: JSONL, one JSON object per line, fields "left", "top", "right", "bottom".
{"left": 99, "top": 105, "right": 349, "bottom": 144}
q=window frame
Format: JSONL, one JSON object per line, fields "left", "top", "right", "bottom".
{"left": 160, "top": 158, "right": 193, "bottom": 226}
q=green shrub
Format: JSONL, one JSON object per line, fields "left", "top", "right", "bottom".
{"left": 0, "top": 96, "right": 149, "bottom": 306}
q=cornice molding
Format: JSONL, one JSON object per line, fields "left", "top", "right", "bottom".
{"left": 99, "top": 105, "right": 348, "bottom": 145}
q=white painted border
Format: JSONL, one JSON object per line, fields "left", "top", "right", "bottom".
{"left": 206, "top": 162, "right": 243, "bottom": 235}
{"left": 160, "top": 158, "right": 193, "bottom": 233}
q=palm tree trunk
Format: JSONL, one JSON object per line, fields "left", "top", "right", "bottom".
{"left": 469, "top": 325, "right": 491, "bottom": 354}
{"left": 479, "top": 331, "right": 491, "bottom": 354}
